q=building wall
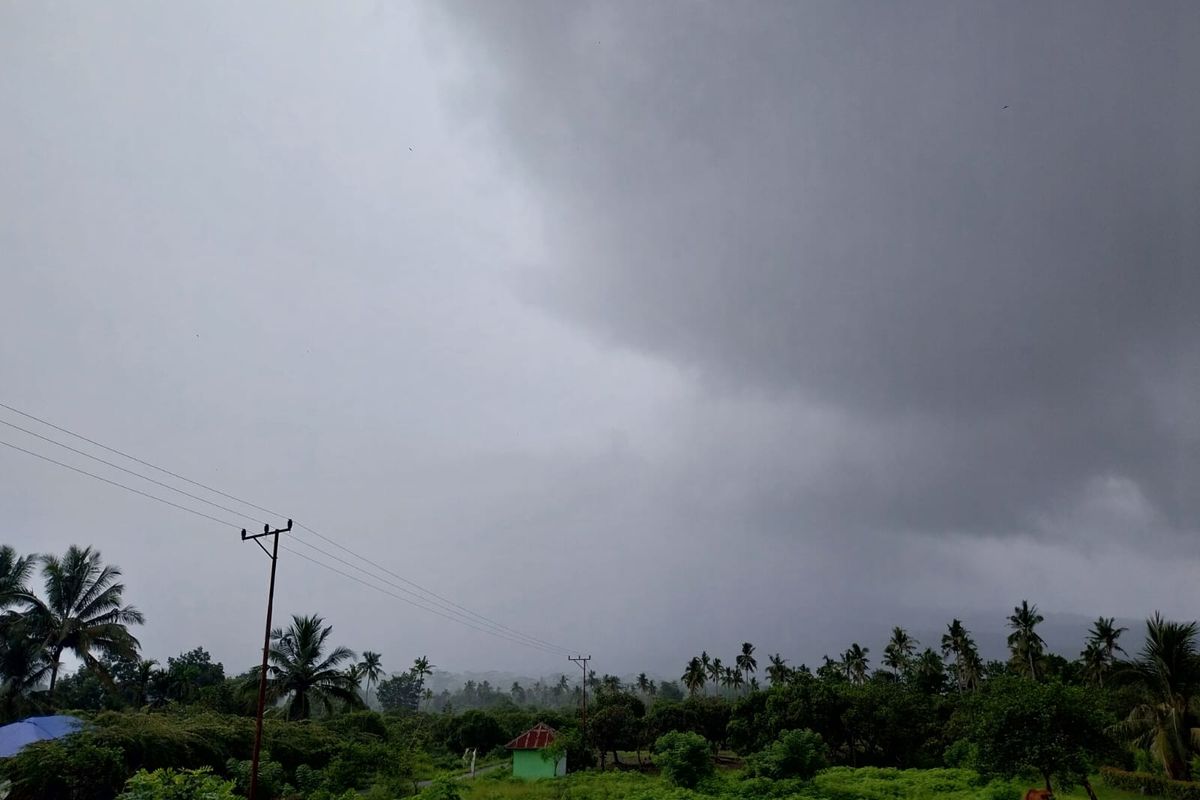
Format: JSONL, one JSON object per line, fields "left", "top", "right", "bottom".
{"left": 512, "top": 749, "right": 563, "bottom": 780}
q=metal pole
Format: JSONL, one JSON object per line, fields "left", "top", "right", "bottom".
{"left": 242, "top": 520, "right": 291, "bottom": 800}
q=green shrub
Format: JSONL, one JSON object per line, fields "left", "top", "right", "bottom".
{"left": 744, "top": 728, "right": 826, "bottom": 780}
{"left": 813, "top": 766, "right": 1023, "bottom": 800}
{"left": 116, "top": 767, "right": 237, "bottom": 800}
{"left": 418, "top": 777, "right": 462, "bottom": 800}
{"left": 1, "top": 735, "right": 127, "bottom": 800}
{"left": 1100, "top": 765, "right": 1200, "bottom": 800}
{"left": 224, "top": 757, "right": 284, "bottom": 799}
{"left": 653, "top": 731, "right": 713, "bottom": 789}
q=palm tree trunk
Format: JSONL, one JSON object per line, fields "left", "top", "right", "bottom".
{"left": 46, "top": 645, "right": 64, "bottom": 703}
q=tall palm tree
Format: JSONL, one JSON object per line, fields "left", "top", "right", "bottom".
{"left": 728, "top": 666, "right": 744, "bottom": 695}
{"left": 912, "top": 648, "right": 946, "bottom": 691}
{"left": 1081, "top": 641, "right": 1107, "bottom": 688}
{"left": 1007, "top": 600, "right": 1046, "bottom": 680}
{"left": 842, "top": 643, "right": 870, "bottom": 685}
{"left": 27, "top": 546, "right": 144, "bottom": 701}
{"left": 254, "top": 613, "right": 361, "bottom": 720}
{"left": 1086, "top": 616, "right": 1128, "bottom": 686}
{"left": 941, "top": 620, "right": 979, "bottom": 693}
{"left": 736, "top": 642, "right": 757, "bottom": 692}
{"left": 412, "top": 655, "right": 434, "bottom": 685}
{"left": 706, "top": 657, "right": 723, "bottom": 696}
{"left": 1111, "top": 614, "right": 1200, "bottom": 780}
{"left": 883, "top": 627, "right": 918, "bottom": 676}
{"left": 358, "top": 651, "right": 384, "bottom": 707}
{"left": 635, "top": 672, "right": 651, "bottom": 696}
{"left": 766, "top": 653, "right": 790, "bottom": 685}
{"left": 682, "top": 657, "right": 705, "bottom": 696}
{"left": 700, "top": 651, "right": 712, "bottom": 693}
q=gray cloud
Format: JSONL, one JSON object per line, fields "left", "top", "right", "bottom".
{"left": 1, "top": 2, "right": 1197, "bottom": 677}
{"left": 438, "top": 0, "right": 1200, "bottom": 536}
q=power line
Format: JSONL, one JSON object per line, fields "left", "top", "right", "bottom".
{"left": 294, "top": 522, "right": 577, "bottom": 654}
{"left": 281, "top": 545, "right": 571, "bottom": 656}
{"left": 0, "top": 418, "right": 268, "bottom": 528}
{"left": 284, "top": 531, "right": 573, "bottom": 655}
{"left": 1, "top": 434, "right": 573, "bottom": 656}
{"left": 0, "top": 400, "right": 281, "bottom": 519}
{"left": 0, "top": 401, "right": 581, "bottom": 654}
{"left": 0, "top": 438, "right": 244, "bottom": 530}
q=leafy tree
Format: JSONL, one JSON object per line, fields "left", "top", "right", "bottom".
{"left": 117, "top": 767, "right": 236, "bottom": 800}
{"left": 1110, "top": 613, "right": 1200, "bottom": 780}
{"left": 745, "top": 728, "right": 827, "bottom": 779}
{"left": 28, "top": 545, "right": 144, "bottom": 702}
{"left": 1007, "top": 600, "right": 1046, "bottom": 680}
{"left": 653, "top": 730, "right": 713, "bottom": 788}
{"left": 968, "top": 676, "right": 1112, "bottom": 797}
{"left": 377, "top": 670, "right": 422, "bottom": 712}
{"left": 161, "top": 647, "right": 225, "bottom": 704}
{"left": 249, "top": 613, "right": 361, "bottom": 720}
{"left": 590, "top": 691, "right": 645, "bottom": 767}
{"left": 444, "top": 709, "right": 504, "bottom": 752}
{"left": 911, "top": 648, "right": 947, "bottom": 694}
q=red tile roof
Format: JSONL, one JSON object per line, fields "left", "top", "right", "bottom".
{"left": 505, "top": 722, "right": 559, "bottom": 750}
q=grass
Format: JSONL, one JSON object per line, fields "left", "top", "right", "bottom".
{"left": 454, "top": 770, "right": 1167, "bottom": 800}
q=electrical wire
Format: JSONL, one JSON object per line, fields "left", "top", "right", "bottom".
{"left": 281, "top": 544, "right": 571, "bottom": 657}
{"left": 0, "top": 401, "right": 582, "bottom": 656}
{"left": 0, "top": 438, "right": 244, "bottom": 530}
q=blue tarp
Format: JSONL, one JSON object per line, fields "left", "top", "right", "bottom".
{"left": 0, "top": 715, "right": 83, "bottom": 758}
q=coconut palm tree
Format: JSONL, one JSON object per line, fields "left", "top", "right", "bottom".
{"left": 1007, "top": 600, "right": 1046, "bottom": 680}
{"left": 253, "top": 613, "right": 361, "bottom": 720}
{"left": 358, "top": 651, "right": 384, "bottom": 707}
{"left": 27, "top": 546, "right": 144, "bottom": 702}
{"left": 736, "top": 642, "right": 757, "bottom": 692}
{"left": 724, "top": 665, "right": 743, "bottom": 695}
{"left": 883, "top": 627, "right": 918, "bottom": 676}
{"left": 706, "top": 657, "right": 723, "bottom": 696}
{"left": 1086, "top": 616, "right": 1128, "bottom": 686}
{"left": 0, "top": 547, "right": 35, "bottom": 610}
{"left": 1081, "top": 641, "right": 1108, "bottom": 688}
{"left": 700, "top": 651, "right": 712, "bottom": 694}
{"left": 1110, "top": 614, "right": 1200, "bottom": 780}
{"left": 842, "top": 643, "right": 870, "bottom": 685}
{"left": 941, "top": 620, "right": 980, "bottom": 693}
{"left": 682, "top": 657, "right": 705, "bottom": 696}
{"left": 913, "top": 647, "right": 946, "bottom": 690}
{"left": 635, "top": 672, "right": 651, "bottom": 696}
{"left": 412, "top": 655, "right": 433, "bottom": 685}
{"left": 766, "top": 653, "right": 790, "bottom": 685}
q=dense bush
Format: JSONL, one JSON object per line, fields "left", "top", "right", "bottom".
{"left": 653, "top": 731, "right": 714, "bottom": 789}
{"left": 812, "top": 767, "right": 1023, "bottom": 800}
{"left": 744, "top": 728, "right": 827, "bottom": 780}
{"left": 1100, "top": 766, "right": 1200, "bottom": 800}
{"left": 418, "top": 777, "right": 463, "bottom": 800}
{"left": 116, "top": 767, "right": 236, "bottom": 800}
{"left": 1, "top": 734, "right": 127, "bottom": 800}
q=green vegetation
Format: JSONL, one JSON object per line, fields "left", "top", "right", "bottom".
{"left": 3, "top": 543, "right": 1200, "bottom": 799}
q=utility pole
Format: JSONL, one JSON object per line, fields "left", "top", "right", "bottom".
{"left": 242, "top": 519, "right": 292, "bottom": 800}
{"left": 568, "top": 654, "right": 591, "bottom": 739}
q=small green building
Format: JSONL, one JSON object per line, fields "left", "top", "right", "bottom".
{"left": 505, "top": 722, "right": 565, "bottom": 780}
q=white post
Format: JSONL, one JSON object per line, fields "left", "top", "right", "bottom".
{"left": 470, "top": 748, "right": 477, "bottom": 777}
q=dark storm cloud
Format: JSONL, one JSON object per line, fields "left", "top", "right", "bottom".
{"left": 438, "top": 0, "right": 1200, "bottom": 536}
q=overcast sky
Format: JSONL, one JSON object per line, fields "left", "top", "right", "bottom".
{"left": 2, "top": 1, "right": 1198, "bottom": 679}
